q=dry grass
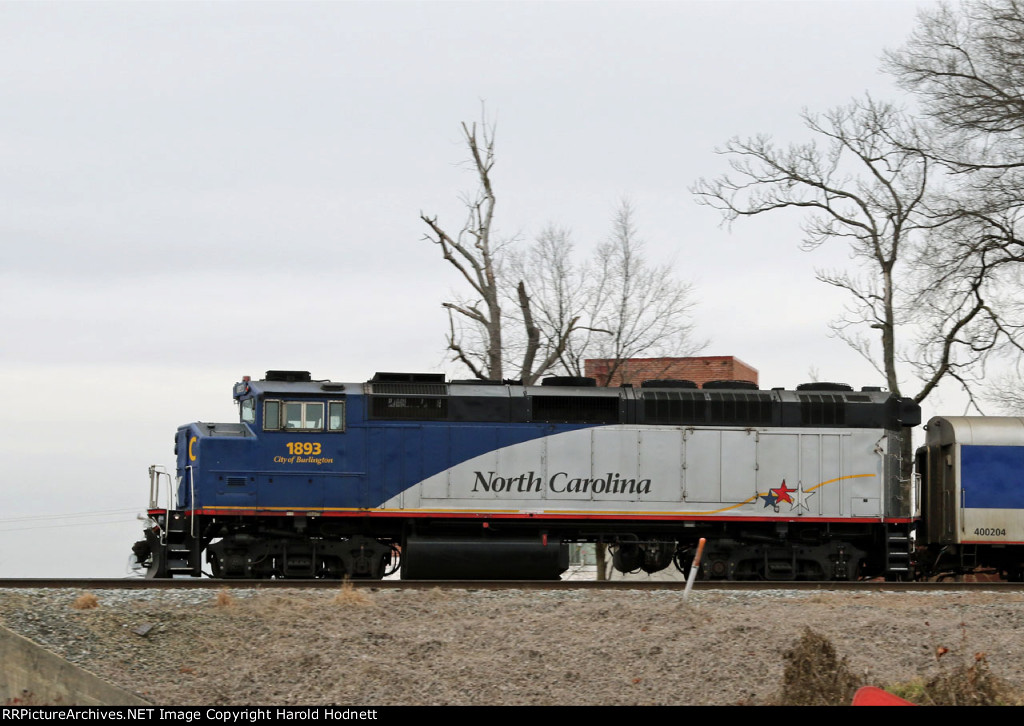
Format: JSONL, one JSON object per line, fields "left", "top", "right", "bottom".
{"left": 243, "top": 593, "right": 314, "bottom": 617}
{"left": 885, "top": 655, "right": 1018, "bottom": 706}
{"left": 903, "top": 619, "right": 1020, "bottom": 705}
{"left": 70, "top": 593, "right": 99, "bottom": 610}
{"left": 333, "top": 580, "right": 373, "bottom": 606}
{"left": 776, "top": 627, "right": 1021, "bottom": 706}
{"left": 909, "top": 652, "right": 1018, "bottom": 705}
{"left": 775, "top": 628, "right": 863, "bottom": 706}
{"left": 214, "top": 589, "right": 235, "bottom": 608}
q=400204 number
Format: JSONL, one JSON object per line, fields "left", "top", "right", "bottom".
{"left": 973, "top": 528, "right": 1007, "bottom": 537}
{"left": 285, "top": 442, "right": 322, "bottom": 456}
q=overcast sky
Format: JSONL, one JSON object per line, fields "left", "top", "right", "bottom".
{"left": 2, "top": 0, "right": 966, "bottom": 578}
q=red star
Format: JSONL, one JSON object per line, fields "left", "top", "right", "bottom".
{"left": 770, "top": 480, "right": 796, "bottom": 505}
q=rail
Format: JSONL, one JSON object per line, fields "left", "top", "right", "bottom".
{"left": 0, "top": 579, "right": 1017, "bottom": 591}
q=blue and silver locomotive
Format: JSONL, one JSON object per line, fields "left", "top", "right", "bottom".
{"left": 133, "top": 370, "right": 966, "bottom": 580}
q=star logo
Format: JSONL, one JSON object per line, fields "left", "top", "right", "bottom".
{"left": 790, "top": 482, "right": 817, "bottom": 512}
{"left": 770, "top": 480, "right": 796, "bottom": 505}
{"left": 760, "top": 491, "right": 779, "bottom": 508}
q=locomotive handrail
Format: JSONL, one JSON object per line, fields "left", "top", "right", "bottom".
{"left": 148, "top": 465, "right": 173, "bottom": 511}
{"left": 187, "top": 465, "right": 196, "bottom": 537}
{"left": 148, "top": 465, "right": 158, "bottom": 510}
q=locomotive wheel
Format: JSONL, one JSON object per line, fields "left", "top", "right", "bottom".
{"left": 383, "top": 545, "right": 402, "bottom": 577}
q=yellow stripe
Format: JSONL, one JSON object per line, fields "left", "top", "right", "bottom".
{"left": 806, "top": 473, "right": 874, "bottom": 492}
{"left": 695, "top": 473, "right": 877, "bottom": 514}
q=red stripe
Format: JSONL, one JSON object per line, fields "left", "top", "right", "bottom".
{"left": 186, "top": 508, "right": 914, "bottom": 524}
{"left": 961, "top": 540, "right": 1024, "bottom": 545}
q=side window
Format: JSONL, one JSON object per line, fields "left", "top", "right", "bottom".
{"left": 264, "top": 400, "right": 282, "bottom": 431}
{"left": 285, "top": 402, "right": 304, "bottom": 429}
{"left": 304, "top": 402, "right": 324, "bottom": 429}
{"left": 240, "top": 398, "right": 256, "bottom": 424}
{"left": 328, "top": 401, "right": 345, "bottom": 431}
{"left": 263, "top": 399, "right": 338, "bottom": 431}
{"left": 284, "top": 402, "right": 324, "bottom": 431}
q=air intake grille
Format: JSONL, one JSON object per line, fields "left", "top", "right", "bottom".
{"left": 799, "top": 394, "right": 846, "bottom": 425}
{"left": 370, "top": 382, "right": 448, "bottom": 396}
{"left": 707, "top": 392, "right": 774, "bottom": 425}
{"left": 642, "top": 392, "right": 707, "bottom": 424}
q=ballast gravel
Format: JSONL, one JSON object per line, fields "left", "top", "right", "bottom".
{"left": 3, "top": 586, "right": 1024, "bottom": 705}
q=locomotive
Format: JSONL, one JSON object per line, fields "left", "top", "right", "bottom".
{"left": 130, "top": 370, "right": 1024, "bottom": 581}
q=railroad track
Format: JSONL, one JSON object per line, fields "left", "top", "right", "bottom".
{"left": 0, "top": 578, "right": 1020, "bottom": 591}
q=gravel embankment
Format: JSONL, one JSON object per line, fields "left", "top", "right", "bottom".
{"left": 3, "top": 586, "right": 1024, "bottom": 705}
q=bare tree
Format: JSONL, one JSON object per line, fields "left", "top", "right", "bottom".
{"left": 692, "top": 96, "right": 1023, "bottom": 477}
{"left": 424, "top": 119, "right": 706, "bottom": 389}
{"left": 421, "top": 118, "right": 579, "bottom": 384}
{"left": 885, "top": 0, "right": 1024, "bottom": 169}
{"left": 884, "top": 0, "right": 1024, "bottom": 410}
{"left": 884, "top": 1, "right": 1024, "bottom": 281}
{"left": 695, "top": 99, "right": 924, "bottom": 397}
{"left": 508, "top": 202, "right": 706, "bottom": 386}
{"left": 984, "top": 369, "right": 1024, "bottom": 414}
{"left": 572, "top": 201, "right": 705, "bottom": 385}
{"left": 504, "top": 224, "right": 593, "bottom": 383}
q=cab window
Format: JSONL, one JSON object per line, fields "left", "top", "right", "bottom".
{"left": 240, "top": 398, "right": 256, "bottom": 424}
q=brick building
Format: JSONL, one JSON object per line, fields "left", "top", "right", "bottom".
{"left": 583, "top": 355, "right": 759, "bottom": 388}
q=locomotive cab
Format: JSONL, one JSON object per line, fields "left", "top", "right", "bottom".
{"left": 137, "top": 371, "right": 399, "bottom": 579}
